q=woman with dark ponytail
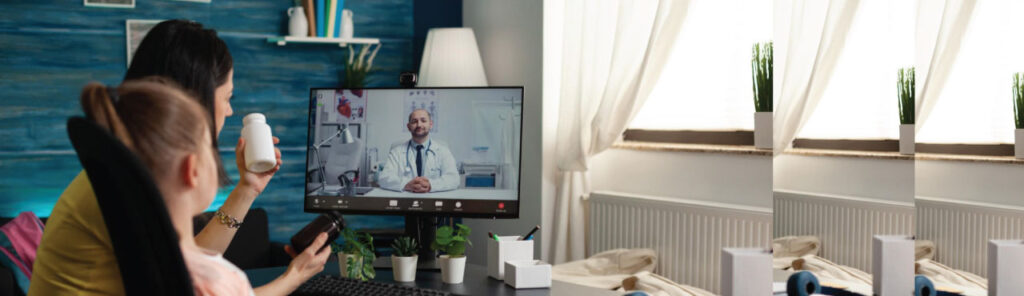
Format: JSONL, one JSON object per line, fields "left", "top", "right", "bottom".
{"left": 31, "top": 21, "right": 328, "bottom": 295}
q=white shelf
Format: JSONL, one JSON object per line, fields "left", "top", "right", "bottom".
{"left": 266, "top": 36, "right": 381, "bottom": 47}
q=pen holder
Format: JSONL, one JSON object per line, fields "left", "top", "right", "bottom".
{"left": 504, "top": 260, "right": 551, "bottom": 289}
{"left": 487, "top": 236, "right": 534, "bottom": 280}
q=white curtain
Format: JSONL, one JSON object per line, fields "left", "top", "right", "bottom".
{"left": 549, "top": 0, "right": 691, "bottom": 264}
{"left": 915, "top": 0, "right": 977, "bottom": 132}
{"left": 772, "top": 0, "right": 861, "bottom": 154}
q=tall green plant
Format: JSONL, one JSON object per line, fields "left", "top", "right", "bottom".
{"left": 751, "top": 41, "right": 773, "bottom": 112}
{"left": 339, "top": 228, "right": 376, "bottom": 281}
{"left": 343, "top": 44, "right": 381, "bottom": 88}
{"left": 897, "top": 67, "right": 915, "bottom": 125}
{"left": 1014, "top": 72, "right": 1024, "bottom": 129}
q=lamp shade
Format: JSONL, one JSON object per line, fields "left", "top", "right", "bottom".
{"left": 418, "top": 28, "right": 488, "bottom": 87}
{"left": 338, "top": 124, "right": 354, "bottom": 144}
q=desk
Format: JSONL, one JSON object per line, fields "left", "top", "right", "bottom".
{"left": 245, "top": 261, "right": 621, "bottom": 296}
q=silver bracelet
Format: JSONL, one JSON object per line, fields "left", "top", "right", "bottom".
{"left": 214, "top": 209, "right": 243, "bottom": 229}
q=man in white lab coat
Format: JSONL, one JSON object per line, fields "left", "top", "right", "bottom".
{"left": 379, "top": 109, "right": 459, "bottom": 193}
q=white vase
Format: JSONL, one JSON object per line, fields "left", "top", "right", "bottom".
{"left": 391, "top": 255, "right": 418, "bottom": 282}
{"left": 754, "top": 112, "right": 772, "bottom": 149}
{"left": 340, "top": 9, "right": 354, "bottom": 39}
{"left": 337, "top": 253, "right": 357, "bottom": 278}
{"left": 438, "top": 255, "right": 466, "bottom": 284}
{"left": 900, "top": 124, "right": 914, "bottom": 155}
{"left": 1016, "top": 129, "right": 1024, "bottom": 158}
{"left": 287, "top": 6, "right": 308, "bottom": 37}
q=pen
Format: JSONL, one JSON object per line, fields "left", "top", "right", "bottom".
{"left": 488, "top": 231, "right": 499, "bottom": 241}
{"left": 519, "top": 225, "right": 539, "bottom": 241}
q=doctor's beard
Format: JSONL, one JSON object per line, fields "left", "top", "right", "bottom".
{"left": 412, "top": 127, "right": 429, "bottom": 138}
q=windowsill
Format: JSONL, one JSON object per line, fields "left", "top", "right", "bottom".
{"left": 782, "top": 148, "right": 913, "bottom": 160}
{"left": 614, "top": 141, "right": 772, "bottom": 156}
{"left": 915, "top": 153, "right": 1024, "bottom": 165}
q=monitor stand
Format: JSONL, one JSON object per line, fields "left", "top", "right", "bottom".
{"left": 374, "top": 216, "right": 440, "bottom": 270}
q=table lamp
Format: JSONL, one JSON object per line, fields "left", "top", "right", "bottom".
{"left": 311, "top": 124, "right": 354, "bottom": 193}
{"left": 418, "top": 28, "right": 488, "bottom": 87}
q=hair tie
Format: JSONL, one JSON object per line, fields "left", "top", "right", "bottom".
{"left": 106, "top": 86, "right": 120, "bottom": 104}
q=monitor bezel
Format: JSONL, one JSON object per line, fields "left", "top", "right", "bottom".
{"left": 303, "top": 86, "right": 525, "bottom": 219}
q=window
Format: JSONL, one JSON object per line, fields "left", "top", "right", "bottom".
{"left": 916, "top": 0, "right": 1023, "bottom": 144}
{"left": 792, "top": 0, "right": 915, "bottom": 140}
{"left": 627, "top": 0, "right": 772, "bottom": 131}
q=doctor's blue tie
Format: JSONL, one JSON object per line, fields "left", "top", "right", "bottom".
{"left": 415, "top": 144, "right": 424, "bottom": 177}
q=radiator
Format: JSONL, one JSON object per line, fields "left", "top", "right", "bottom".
{"left": 773, "top": 190, "right": 914, "bottom": 273}
{"left": 916, "top": 196, "right": 1024, "bottom": 277}
{"left": 588, "top": 191, "right": 772, "bottom": 294}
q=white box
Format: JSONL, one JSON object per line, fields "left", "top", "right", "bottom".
{"left": 487, "top": 236, "right": 534, "bottom": 280}
{"left": 504, "top": 260, "right": 551, "bottom": 289}
{"left": 988, "top": 240, "right": 1024, "bottom": 295}
{"left": 872, "top": 235, "right": 914, "bottom": 296}
{"left": 721, "top": 248, "right": 772, "bottom": 296}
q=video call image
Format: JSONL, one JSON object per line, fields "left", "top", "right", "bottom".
{"left": 305, "top": 88, "right": 523, "bottom": 201}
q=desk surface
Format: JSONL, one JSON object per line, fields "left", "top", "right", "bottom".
{"left": 245, "top": 261, "right": 621, "bottom": 296}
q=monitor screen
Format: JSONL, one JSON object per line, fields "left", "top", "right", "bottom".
{"left": 304, "top": 87, "right": 523, "bottom": 218}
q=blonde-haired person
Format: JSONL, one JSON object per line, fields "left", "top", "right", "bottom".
{"left": 31, "top": 20, "right": 319, "bottom": 295}
{"left": 72, "top": 78, "right": 330, "bottom": 295}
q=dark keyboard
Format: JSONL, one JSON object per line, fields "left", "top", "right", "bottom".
{"left": 292, "top": 275, "right": 452, "bottom": 296}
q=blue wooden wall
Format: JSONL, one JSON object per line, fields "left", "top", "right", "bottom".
{"left": 0, "top": 0, "right": 417, "bottom": 243}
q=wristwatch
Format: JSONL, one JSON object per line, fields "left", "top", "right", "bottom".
{"left": 214, "top": 210, "right": 243, "bottom": 229}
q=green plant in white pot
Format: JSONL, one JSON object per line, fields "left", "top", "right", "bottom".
{"left": 897, "top": 67, "right": 915, "bottom": 155}
{"left": 1014, "top": 72, "right": 1024, "bottom": 158}
{"left": 431, "top": 223, "right": 471, "bottom": 284}
{"left": 751, "top": 41, "right": 773, "bottom": 149}
{"left": 335, "top": 228, "right": 376, "bottom": 281}
{"left": 390, "top": 236, "right": 419, "bottom": 282}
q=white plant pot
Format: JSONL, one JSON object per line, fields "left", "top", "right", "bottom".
{"left": 337, "top": 253, "right": 358, "bottom": 278}
{"left": 1017, "top": 129, "right": 1024, "bottom": 159}
{"left": 900, "top": 124, "right": 914, "bottom": 155}
{"left": 754, "top": 112, "right": 772, "bottom": 149}
{"left": 438, "top": 255, "right": 466, "bottom": 284}
{"left": 391, "top": 255, "right": 418, "bottom": 282}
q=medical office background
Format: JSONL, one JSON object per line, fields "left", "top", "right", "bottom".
{"left": 307, "top": 87, "right": 522, "bottom": 195}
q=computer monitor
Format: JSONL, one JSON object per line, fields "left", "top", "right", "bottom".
{"left": 304, "top": 87, "right": 524, "bottom": 219}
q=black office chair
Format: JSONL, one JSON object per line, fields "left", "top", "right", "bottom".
{"left": 66, "top": 117, "right": 193, "bottom": 295}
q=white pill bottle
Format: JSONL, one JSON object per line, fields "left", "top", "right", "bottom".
{"left": 241, "top": 113, "right": 277, "bottom": 173}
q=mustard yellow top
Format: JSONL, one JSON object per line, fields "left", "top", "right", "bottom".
{"left": 29, "top": 171, "right": 125, "bottom": 295}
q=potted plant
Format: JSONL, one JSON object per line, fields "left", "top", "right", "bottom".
{"left": 390, "top": 236, "right": 419, "bottom": 282}
{"left": 431, "top": 223, "right": 472, "bottom": 284}
{"left": 751, "top": 41, "right": 773, "bottom": 149}
{"left": 898, "top": 67, "right": 915, "bottom": 155}
{"left": 334, "top": 228, "right": 376, "bottom": 281}
{"left": 342, "top": 44, "right": 381, "bottom": 88}
{"left": 1014, "top": 72, "right": 1024, "bottom": 158}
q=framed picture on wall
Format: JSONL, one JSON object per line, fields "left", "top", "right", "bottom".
{"left": 84, "top": 0, "right": 134, "bottom": 8}
{"left": 125, "top": 19, "right": 163, "bottom": 68}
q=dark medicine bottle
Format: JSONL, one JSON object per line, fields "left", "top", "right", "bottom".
{"left": 290, "top": 211, "right": 345, "bottom": 253}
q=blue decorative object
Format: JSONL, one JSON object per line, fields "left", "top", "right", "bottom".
{"left": 915, "top": 275, "right": 936, "bottom": 296}
{"left": 787, "top": 271, "right": 821, "bottom": 296}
